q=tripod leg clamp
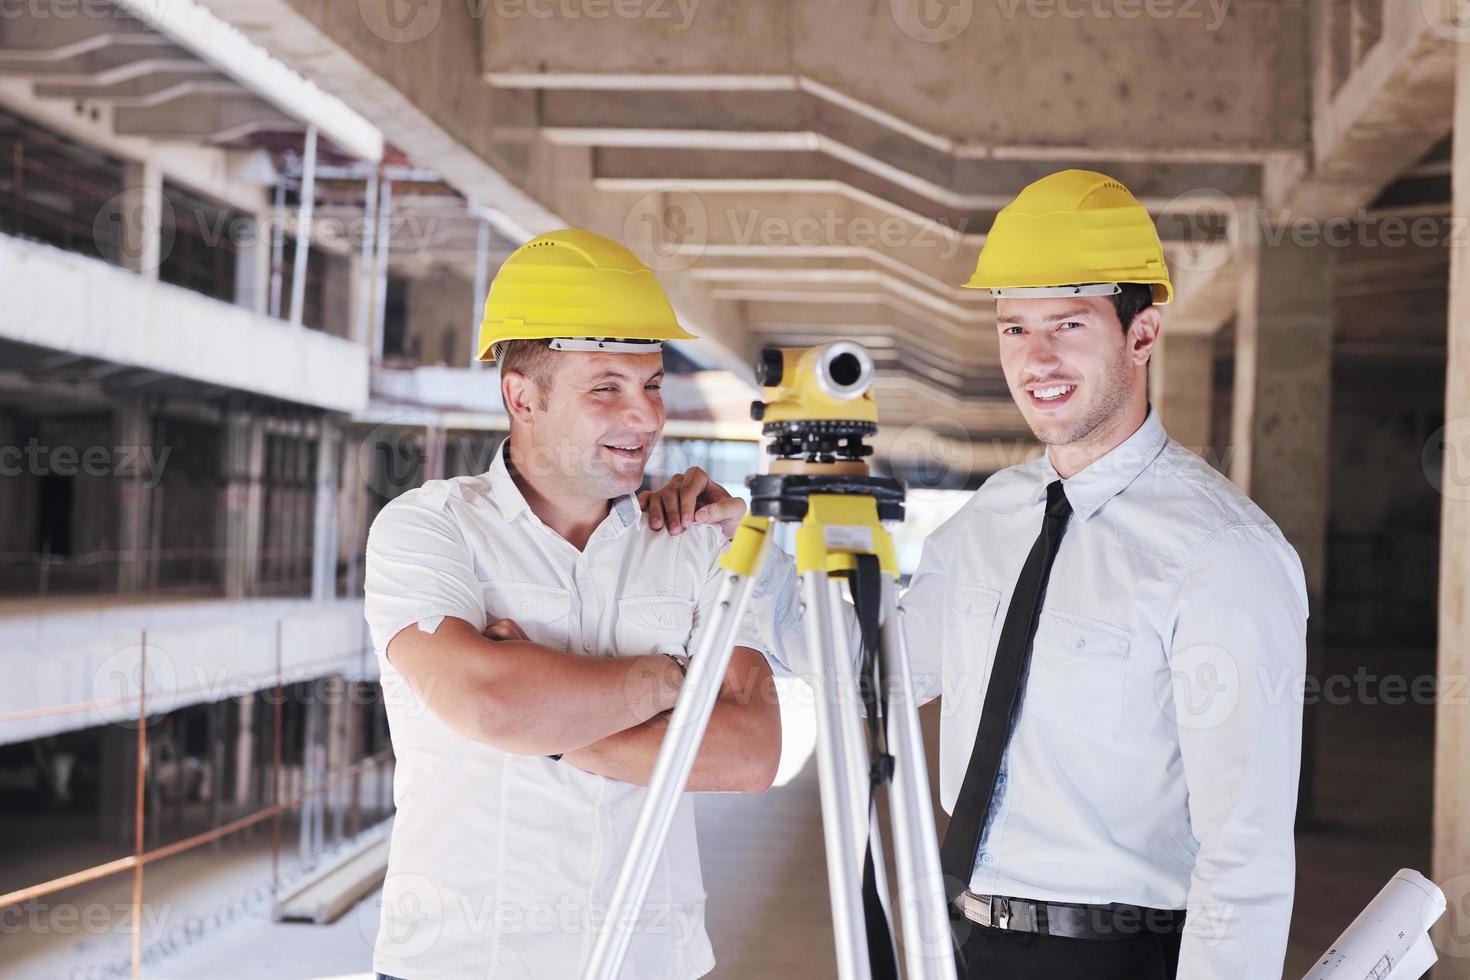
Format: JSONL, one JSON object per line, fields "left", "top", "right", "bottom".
{"left": 719, "top": 514, "right": 772, "bottom": 576}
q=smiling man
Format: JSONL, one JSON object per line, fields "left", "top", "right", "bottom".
{"left": 362, "top": 229, "right": 784, "bottom": 980}
{"left": 645, "top": 171, "right": 1308, "bottom": 979}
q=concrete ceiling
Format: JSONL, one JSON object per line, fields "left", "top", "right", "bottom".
{"left": 12, "top": 0, "right": 1462, "bottom": 465}
{"left": 0, "top": 1, "right": 376, "bottom": 153}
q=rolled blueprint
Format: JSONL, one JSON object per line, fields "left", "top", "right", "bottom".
{"left": 1302, "top": 869, "right": 1446, "bottom": 980}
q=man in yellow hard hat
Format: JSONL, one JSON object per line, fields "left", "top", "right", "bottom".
{"left": 362, "top": 229, "right": 788, "bottom": 980}
{"left": 645, "top": 171, "right": 1308, "bottom": 979}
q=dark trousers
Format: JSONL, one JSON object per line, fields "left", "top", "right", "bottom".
{"left": 957, "top": 921, "right": 1182, "bottom": 980}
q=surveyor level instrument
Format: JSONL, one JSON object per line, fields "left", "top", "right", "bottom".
{"left": 583, "top": 341, "right": 958, "bottom": 980}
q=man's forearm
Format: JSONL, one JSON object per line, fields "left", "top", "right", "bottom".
{"left": 389, "top": 618, "right": 683, "bottom": 756}
{"left": 561, "top": 696, "right": 780, "bottom": 793}
{"left": 476, "top": 640, "right": 684, "bottom": 755}
{"left": 562, "top": 646, "right": 781, "bottom": 791}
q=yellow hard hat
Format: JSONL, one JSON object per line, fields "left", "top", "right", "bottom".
{"left": 476, "top": 228, "right": 697, "bottom": 361}
{"left": 962, "top": 169, "right": 1172, "bottom": 305}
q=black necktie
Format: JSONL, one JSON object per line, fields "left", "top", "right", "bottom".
{"left": 939, "top": 479, "right": 1073, "bottom": 902}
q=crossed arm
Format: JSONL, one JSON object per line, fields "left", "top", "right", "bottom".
{"left": 386, "top": 616, "right": 780, "bottom": 793}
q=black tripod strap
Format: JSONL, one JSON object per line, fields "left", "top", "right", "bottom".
{"left": 849, "top": 555, "right": 898, "bottom": 980}
{"left": 861, "top": 844, "right": 897, "bottom": 979}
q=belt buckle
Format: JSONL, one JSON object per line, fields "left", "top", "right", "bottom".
{"left": 969, "top": 894, "right": 1010, "bottom": 930}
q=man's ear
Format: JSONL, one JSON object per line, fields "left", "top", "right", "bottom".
{"left": 1127, "top": 306, "right": 1163, "bottom": 367}
{"left": 501, "top": 371, "right": 540, "bottom": 426}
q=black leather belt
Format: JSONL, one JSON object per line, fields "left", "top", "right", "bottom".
{"left": 957, "top": 891, "right": 1186, "bottom": 941}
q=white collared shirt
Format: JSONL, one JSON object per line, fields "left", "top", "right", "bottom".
{"left": 897, "top": 407, "right": 1307, "bottom": 978}
{"left": 362, "top": 441, "right": 787, "bottom": 980}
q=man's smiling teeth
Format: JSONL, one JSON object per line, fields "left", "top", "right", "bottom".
{"left": 1032, "top": 384, "right": 1076, "bottom": 401}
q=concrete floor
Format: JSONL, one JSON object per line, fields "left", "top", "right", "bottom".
{"left": 1, "top": 647, "right": 1437, "bottom": 979}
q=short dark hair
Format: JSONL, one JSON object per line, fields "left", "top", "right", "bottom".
{"left": 1110, "top": 283, "right": 1155, "bottom": 335}
{"left": 493, "top": 338, "right": 558, "bottom": 411}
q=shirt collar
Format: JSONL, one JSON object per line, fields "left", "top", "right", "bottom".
{"left": 1033, "top": 405, "right": 1169, "bottom": 521}
{"left": 487, "top": 437, "right": 641, "bottom": 534}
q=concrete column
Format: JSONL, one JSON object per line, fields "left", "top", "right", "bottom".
{"left": 326, "top": 674, "right": 348, "bottom": 844}
{"left": 1151, "top": 331, "right": 1216, "bottom": 460}
{"left": 0, "top": 409, "right": 18, "bottom": 559}
{"left": 96, "top": 726, "right": 138, "bottom": 845}
{"left": 234, "top": 692, "right": 255, "bottom": 814}
{"left": 1432, "top": 39, "right": 1470, "bottom": 973}
{"left": 113, "top": 398, "right": 153, "bottom": 593}
{"left": 222, "top": 406, "right": 266, "bottom": 599}
{"left": 312, "top": 417, "right": 341, "bottom": 601}
{"left": 1230, "top": 234, "right": 1334, "bottom": 611}
{"left": 234, "top": 212, "right": 272, "bottom": 314}
{"left": 346, "top": 252, "right": 367, "bottom": 346}
{"left": 352, "top": 171, "right": 379, "bottom": 348}
{"left": 208, "top": 699, "right": 227, "bottom": 851}
{"left": 1230, "top": 229, "right": 1334, "bottom": 825}
{"left": 289, "top": 126, "right": 319, "bottom": 330}
{"left": 424, "top": 426, "right": 447, "bottom": 482}
{"left": 340, "top": 427, "right": 370, "bottom": 601}
{"left": 119, "top": 159, "right": 164, "bottom": 279}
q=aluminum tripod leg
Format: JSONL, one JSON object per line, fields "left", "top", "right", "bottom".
{"left": 803, "top": 567, "right": 877, "bottom": 980}
{"left": 822, "top": 574, "right": 896, "bottom": 932}
{"left": 582, "top": 527, "right": 771, "bottom": 980}
{"left": 880, "top": 575, "right": 958, "bottom": 979}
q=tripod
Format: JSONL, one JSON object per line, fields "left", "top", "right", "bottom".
{"left": 583, "top": 344, "right": 958, "bottom": 980}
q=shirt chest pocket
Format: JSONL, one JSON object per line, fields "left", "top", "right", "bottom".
{"left": 943, "top": 586, "right": 1002, "bottom": 713}
{"left": 1027, "top": 610, "right": 1132, "bottom": 736}
{"left": 615, "top": 594, "right": 696, "bottom": 658}
{"left": 482, "top": 581, "right": 573, "bottom": 651}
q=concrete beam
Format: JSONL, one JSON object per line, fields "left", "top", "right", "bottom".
{"left": 531, "top": 87, "right": 1264, "bottom": 209}
{"left": 0, "top": 233, "right": 370, "bottom": 414}
{"left": 873, "top": 420, "right": 1039, "bottom": 484}
{"left": 0, "top": 77, "right": 275, "bottom": 218}
{"left": 193, "top": 0, "right": 555, "bottom": 234}
{"left": 482, "top": 0, "right": 1308, "bottom": 153}
{"left": 605, "top": 182, "right": 984, "bottom": 302}
{"left": 114, "top": 92, "right": 297, "bottom": 142}
{"left": 0, "top": 46, "right": 198, "bottom": 80}
{"left": 1283, "top": 0, "right": 1455, "bottom": 218}
{"left": 113, "top": 0, "right": 383, "bottom": 162}
{"left": 33, "top": 73, "right": 241, "bottom": 107}
{"left": 867, "top": 378, "right": 1031, "bottom": 434}
{"left": 0, "top": 14, "right": 170, "bottom": 57}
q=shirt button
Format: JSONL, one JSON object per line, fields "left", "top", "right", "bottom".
{"left": 980, "top": 853, "right": 994, "bottom": 866}
{"left": 583, "top": 641, "right": 592, "bottom": 653}
{"left": 996, "top": 774, "right": 1007, "bottom": 787}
